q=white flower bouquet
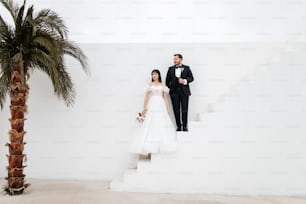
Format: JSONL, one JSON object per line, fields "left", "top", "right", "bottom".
{"left": 136, "top": 112, "right": 145, "bottom": 123}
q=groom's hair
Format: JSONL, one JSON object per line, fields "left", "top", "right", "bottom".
{"left": 174, "top": 53, "right": 183, "bottom": 59}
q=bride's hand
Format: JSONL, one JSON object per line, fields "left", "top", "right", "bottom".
{"left": 142, "top": 108, "right": 147, "bottom": 116}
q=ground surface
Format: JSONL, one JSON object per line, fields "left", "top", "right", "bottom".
{"left": 0, "top": 178, "right": 305, "bottom": 204}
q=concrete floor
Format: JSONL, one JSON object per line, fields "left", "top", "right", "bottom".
{"left": 0, "top": 178, "right": 305, "bottom": 204}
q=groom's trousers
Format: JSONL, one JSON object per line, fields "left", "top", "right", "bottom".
{"left": 170, "top": 88, "right": 189, "bottom": 128}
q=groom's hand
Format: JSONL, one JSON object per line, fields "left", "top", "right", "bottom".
{"left": 178, "top": 78, "right": 185, "bottom": 84}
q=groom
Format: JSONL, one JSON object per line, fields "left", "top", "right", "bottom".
{"left": 166, "top": 54, "right": 194, "bottom": 131}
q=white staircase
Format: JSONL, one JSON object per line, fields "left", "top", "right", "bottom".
{"left": 110, "top": 120, "right": 306, "bottom": 195}
{"left": 110, "top": 42, "right": 306, "bottom": 196}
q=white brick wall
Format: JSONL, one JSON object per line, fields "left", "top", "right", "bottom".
{"left": 1, "top": 42, "right": 305, "bottom": 181}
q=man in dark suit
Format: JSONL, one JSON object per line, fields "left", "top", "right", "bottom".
{"left": 166, "top": 54, "right": 194, "bottom": 131}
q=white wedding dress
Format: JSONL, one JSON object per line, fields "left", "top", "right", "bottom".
{"left": 128, "top": 84, "right": 177, "bottom": 155}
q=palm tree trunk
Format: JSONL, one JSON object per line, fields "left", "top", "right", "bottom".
{"left": 5, "top": 65, "right": 30, "bottom": 195}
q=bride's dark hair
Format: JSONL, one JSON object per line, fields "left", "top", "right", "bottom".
{"left": 151, "top": 69, "right": 162, "bottom": 82}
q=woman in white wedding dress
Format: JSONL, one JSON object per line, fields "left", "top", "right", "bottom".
{"left": 128, "top": 69, "right": 177, "bottom": 160}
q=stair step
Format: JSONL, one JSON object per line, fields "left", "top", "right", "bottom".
{"left": 136, "top": 160, "right": 151, "bottom": 172}
{"left": 109, "top": 177, "right": 124, "bottom": 191}
{"left": 124, "top": 169, "right": 137, "bottom": 177}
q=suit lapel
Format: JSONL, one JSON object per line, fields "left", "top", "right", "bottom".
{"left": 181, "top": 65, "right": 186, "bottom": 76}
{"left": 172, "top": 66, "right": 176, "bottom": 76}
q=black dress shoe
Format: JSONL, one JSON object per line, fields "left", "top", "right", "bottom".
{"left": 183, "top": 127, "right": 188, "bottom": 132}
{"left": 176, "top": 127, "right": 182, "bottom": 131}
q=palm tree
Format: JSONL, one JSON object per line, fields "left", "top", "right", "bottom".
{"left": 0, "top": 0, "right": 89, "bottom": 195}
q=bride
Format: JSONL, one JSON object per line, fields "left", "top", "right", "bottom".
{"left": 128, "top": 69, "right": 177, "bottom": 161}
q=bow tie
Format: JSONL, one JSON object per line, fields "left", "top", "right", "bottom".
{"left": 175, "top": 65, "right": 183, "bottom": 68}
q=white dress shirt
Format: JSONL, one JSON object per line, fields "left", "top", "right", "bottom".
{"left": 175, "top": 65, "right": 187, "bottom": 85}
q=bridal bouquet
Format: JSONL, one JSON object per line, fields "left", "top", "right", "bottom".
{"left": 136, "top": 112, "right": 145, "bottom": 123}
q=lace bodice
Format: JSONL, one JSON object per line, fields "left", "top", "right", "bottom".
{"left": 146, "top": 85, "right": 169, "bottom": 96}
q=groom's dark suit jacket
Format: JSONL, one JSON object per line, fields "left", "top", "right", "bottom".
{"left": 166, "top": 64, "right": 194, "bottom": 96}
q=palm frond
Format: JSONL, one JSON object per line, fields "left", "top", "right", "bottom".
{"left": 23, "top": 5, "right": 33, "bottom": 25}
{"left": 0, "top": 66, "right": 10, "bottom": 110}
{"left": 61, "top": 40, "right": 90, "bottom": 75}
{"left": 34, "top": 9, "right": 68, "bottom": 38}
{"left": 27, "top": 46, "right": 56, "bottom": 69}
{"left": 0, "top": 15, "right": 14, "bottom": 42}
{"left": 14, "top": 0, "right": 26, "bottom": 36}
{"left": 0, "top": 0, "right": 19, "bottom": 22}
{"left": 29, "top": 55, "right": 75, "bottom": 106}
{"left": 53, "top": 63, "right": 75, "bottom": 106}
{"left": 0, "top": 15, "right": 9, "bottom": 34}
